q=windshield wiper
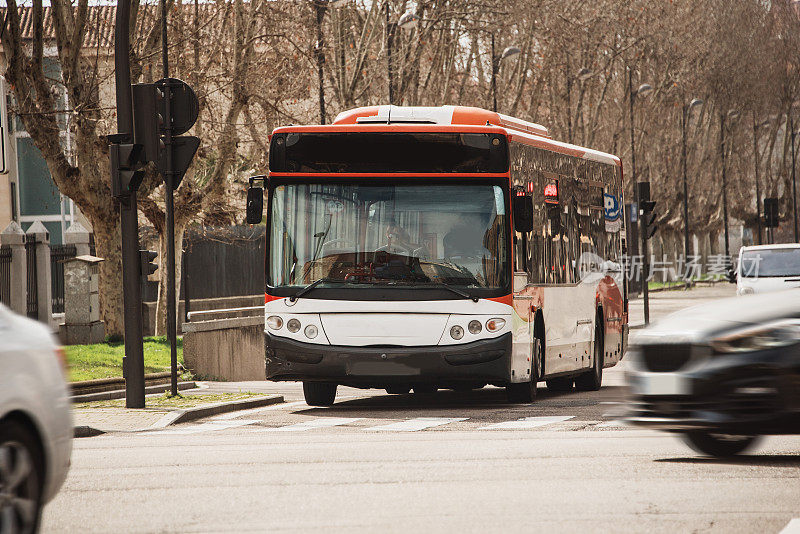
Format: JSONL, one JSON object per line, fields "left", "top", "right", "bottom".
{"left": 420, "top": 282, "right": 479, "bottom": 302}
{"left": 289, "top": 278, "right": 339, "bottom": 302}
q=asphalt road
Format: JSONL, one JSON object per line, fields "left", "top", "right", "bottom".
{"left": 44, "top": 284, "right": 800, "bottom": 533}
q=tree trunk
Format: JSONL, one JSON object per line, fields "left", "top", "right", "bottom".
{"left": 154, "top": 221, "right": 187, "bottom": 336}
{"left": 91, "top": 213, "right": 124, "bottom": 337}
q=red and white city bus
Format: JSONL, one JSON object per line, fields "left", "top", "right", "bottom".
{"left": 246, "top": 105, "right": 627, "bottom": 406}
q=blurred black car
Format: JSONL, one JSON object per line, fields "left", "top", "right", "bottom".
{"left": 625, "top": 289, "right": 800, "bottom": 457}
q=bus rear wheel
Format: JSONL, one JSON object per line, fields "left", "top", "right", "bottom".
{"left": 303, "top": 382, "right": 337, "bottom": 406}
{"left": 575, "top": 315, "right": 603, "bottom": 391}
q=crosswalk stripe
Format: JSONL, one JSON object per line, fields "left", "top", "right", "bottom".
{"left": 364, "top": 417, "right": 467, "bottom": 432}
{"left": 260, "top": 417, "right": 361, "bottom": 432}
{"left": 479, "top": 415, "right": 574, "bottom": 430}
{"left": 781, "top": 519, "right": 800, "bottom": 534}
{"left": 212, "top": 401, "right": 308, "bottom": 420}
{"left": 596, "top": 419, "right": 628, "bottom": 429}
{"left": 143, "top": 419, "right": 259, "bottom": 435}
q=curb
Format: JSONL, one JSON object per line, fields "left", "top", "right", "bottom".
{"left": 73, "top": 394, "right": 284, "bottom": 437}
{"left": 74, "top": 426, "right": 105, "bottom": 438}
{"left": 168, "top": 395, "right": 284, "bottom": 426}
{"left": 71, "top": 381, "right": 197, "bottom": 403}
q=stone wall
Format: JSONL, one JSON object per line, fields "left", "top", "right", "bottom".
{"left": 182, "top": 316, "right": 265, "bottom": 381}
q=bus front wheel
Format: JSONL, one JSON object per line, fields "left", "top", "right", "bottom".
{"left": 506, "top": 338, "right": 542, "bottom": 403}
{"left": 303, "top": 382, "right": 337, "bottom": 406}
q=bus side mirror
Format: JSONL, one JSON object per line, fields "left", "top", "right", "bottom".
{"left": 246, "top": 175, "right": 266, "bottom": 225}
{"left": 513, "top": 194, "right": 534, "bottom": 233}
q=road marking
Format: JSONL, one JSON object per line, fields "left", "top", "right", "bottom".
{"left": 142, "top": 419, "right": 259, "bottom": 435}
{"left": 781, "top": 519, "right": 800, "bottom": 534}
{"left": 212, "top": 401, "right": 308, "bottom": 420}
{"left": 364, "top": 417, "right": 467, "bottom": 432}
{"left": 260, "top": 417, "right": 361, "bottom": 432}
{"left": 480, "top": 415, "right": 574, "bottom": 430}
{"left": 596, "top": 419, "right": 628, "bottom": 429}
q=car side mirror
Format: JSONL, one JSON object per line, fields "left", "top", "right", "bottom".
{"left": 512, "top": 194, "right": 534, "bottom": 233}
{"left": 246, "top": 175, "right": 266, "bottom": 225}
{"left": 727, "top": 267, "right": 737, "bottom": 284}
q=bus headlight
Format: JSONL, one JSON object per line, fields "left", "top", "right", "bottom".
{"left": 486, "top": 318, "right": 505, "bottom": 332}
{"left": 304, "top": 325, "right": 318, "bottom": 339}
{"left": 267, "top": 316, "right": 283, "bottom": 330}
{"left": 468, "top": 320, "right": 482, "bottom": 334}
{"left": 450, "top": 325, "right": 464, "bottom": 340}
{"left": 287, "top": 318, "right": 301, "bottom": 333}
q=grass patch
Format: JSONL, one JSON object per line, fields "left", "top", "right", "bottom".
{"left": 64, "top": 336, "right": 184, "bottom": 383}
{"left": 73, "top": 392, "right": 262, "bottom": 410}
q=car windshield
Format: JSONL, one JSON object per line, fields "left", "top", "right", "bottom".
{"left": 268, "top": 183, "right": 508, "bottom": 289}
{"left": 740, "top": 248, "right": 800, "bottom": 278}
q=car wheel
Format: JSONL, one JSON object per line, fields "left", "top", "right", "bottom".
{"left": 682, "top": 431, "right": 762, "bottom": 458}
{"left": 506, "top": 338, "right": 542, "bottom": 403}
{"left": 385, "top": 385, "right": 410, "bottom": 395}
{"left": 0, "top": 419, "right": 43, "bottom": 534}
{"left": 303, "top": 382, "right": 337, "bottom": 406}
{"left": 575, "top": 315, "right": 603, "bottom": 391}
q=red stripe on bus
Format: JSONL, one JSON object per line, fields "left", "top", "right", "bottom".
{"left": 268, "top": 172, "right": 511, "bottom": 178}
{"left": 487, "top": 294, "right": 513, "bottom": 306}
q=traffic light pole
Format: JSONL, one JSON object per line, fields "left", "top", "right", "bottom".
{"left": 161, "top": 0, "right": 179, "bottom": 397}
{"left": 115, "top": 0, "right": 146, "bottom": 408}
{"left": 637, "top": 182, "right": 651, "bottom": 325}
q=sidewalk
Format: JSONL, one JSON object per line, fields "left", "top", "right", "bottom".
{"left": 628, "top": 283, "right": 737, "bottom": 328}
{"left": 72, "top": 384, "right": 283, "bottom": 435}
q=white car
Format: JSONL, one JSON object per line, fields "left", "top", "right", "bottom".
{"left": 736, "top": 243, "right": 800, "bottom": 295}
{"left": 0, "top": 304, "right": 72, "bottom": 533}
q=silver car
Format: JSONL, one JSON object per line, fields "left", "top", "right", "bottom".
{"left": 626, "top": 289, "right": 800, "bottom": 457}
{"left": 0, "top": 304, "right": 73, "bottom": 533}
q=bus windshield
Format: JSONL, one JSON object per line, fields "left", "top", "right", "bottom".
{"left": 268, "top": 183, "right": 508, "bottom": 290}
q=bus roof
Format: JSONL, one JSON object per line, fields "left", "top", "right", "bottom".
{"left": 272, "top": 105, "right": 621, "bottom": 169}
{"left": 332, "top": 105, "right": 550, "bottom": 138}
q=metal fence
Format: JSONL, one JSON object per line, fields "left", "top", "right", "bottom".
{"left": 25, "top": 234, "right": 37, "bottom": 319}
{"left": 0, "top": 246, "right": 10, "bottom": 306}
{"left": 182, "top": 226, "right": 265, "bottom": 301}
{"left": 51, "top": 244, "right": 77, "bottom": 314}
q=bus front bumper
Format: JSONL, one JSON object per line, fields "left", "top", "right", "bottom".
{"left": 265, "top": 332, "right": 512, "bottom": 387}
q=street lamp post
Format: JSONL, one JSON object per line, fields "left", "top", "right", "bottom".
{"left": 311, "top": 0, "right": 348, "bottom": 124}
{"left": 752, "top": 114, "right": 767, "bottom": 245}
{"left": 720, "top": 109, "right": 739, "bottom": 260}
{"left": 628, "top": 72, "right": 651, "bottom": 301}
{"left": 566, "top": 67, "right": 592, "bottom": 144}
{"left": 489, "top": 33, "right": 520, "bottom": 112}
{"left": 385, "top": 8, "right": 419, "bottom": 105}
{"left": 792, "top": 113, "right": 799, "bottom": 242}
{"left": 627, "top": 71, "right": 652, "bottom": 199}
{"left": 681, "top": 98, "right": 703, "bottom": 260}
{"left": 313, "top": 1, "right": 328, "bottom": 124}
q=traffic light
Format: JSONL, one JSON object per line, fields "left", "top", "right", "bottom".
{"left": 642, "top": 200, "right": 658, "bottom": 239}
{"left": 109, "top": 137, "right": 146, "bottom": 198}
{"left": 139, "top": 250, "right": 158, "bottom": 278}
{"left": 764, "top": 197, "right": 779, "bottom": 228}
{"left": 131, "top": 78, "right": 200, "bottom": 190}
{"left": 636, "top": 182, "right": 658, "bottom": 240}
